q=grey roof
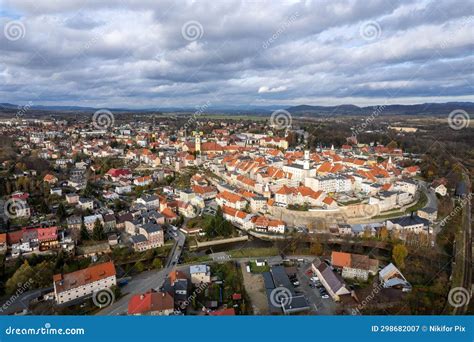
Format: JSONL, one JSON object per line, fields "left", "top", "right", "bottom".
{"left": 131, "top": 234, "right": 147, "bottom": 243}
{"left": 315, "top": 259, "right": 347, "bottom": 294}
{"left": 270, "top": 265, "right": 294, "bottom": 292}
{"left": 389, "top": 215, "right": 430, "bottom": 227}
{"left": 141, "top": 223, "right": 162, "bottom": 233}
{"left": 282, "top": 295, "right": 310, "bottom": 314}
{"left": 419, "top": 207, "right": 437, "bottom": 213}
{"left": 262, "top": 272, "right": 275, "bottom": 289}
{"left": 190, "top": 265, "right": 209, "bottom": 274}
{"left": 141, "top": 194, "right": 158, "bottom": 202}
{"left": 455, "top": 181, "right": 468, "bottom": 197}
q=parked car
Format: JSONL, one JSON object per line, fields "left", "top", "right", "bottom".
{"left": 321, "top": 294, "right": 330, "bottom": 299}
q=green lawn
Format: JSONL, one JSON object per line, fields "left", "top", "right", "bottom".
{"left": 228, "top": 247, "right": 279, "bottom": 258}
{"left": 249, "top": 261, "right": 270, "bottom": 273}
{"left": 404, "top": 191, "right": 428, "bottom": 213}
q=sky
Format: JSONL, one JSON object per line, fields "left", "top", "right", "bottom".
{"left": 0, "top": 0, "right": 473, "bottom": 110}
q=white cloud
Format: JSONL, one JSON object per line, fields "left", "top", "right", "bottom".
{"left": 0, "top": 0, "right": 472, "bottom": 108}
{"left": 258, "top": 86, "right": 287, "bottom": 93}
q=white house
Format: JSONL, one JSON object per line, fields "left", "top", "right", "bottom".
{"left": 190, "top": 265, "right": 211, "bottom": 285}
{"left": 53, "top": 262, "right": 117, "bottom": 304}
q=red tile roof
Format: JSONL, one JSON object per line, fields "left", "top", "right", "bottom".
{"left": 128, "top": 291, "right": 174, "bottom": 315}
{"left": 209, "top": 308, "right": 235, "bottom": 316}
{"left": 54, "top": 261, "right": 116, "bottom": 294}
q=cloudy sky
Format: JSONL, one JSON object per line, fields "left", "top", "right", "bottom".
{"left": 0, "top": 0, "right": 473, "bottom": 109}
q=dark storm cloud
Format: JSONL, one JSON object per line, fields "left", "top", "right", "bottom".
{"left": 0, "top": 0, "right": 473, "bottom": 108}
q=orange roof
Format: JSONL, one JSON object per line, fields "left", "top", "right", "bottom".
{"left": 128, "top": 291, "right": 174, "bottom": 315}
{"left": 0, "top": 233, "right": 6, "bottom": 244}
{"left": 222, "top": 205, "right": 237, "bottom": 217}
{"left": 135, "top": 175, "right": 151, "bottom": 182}
{"left": 323, "top": 197, "right": 334, "bottom": 205}
{"left": 192, "top": 185, "right": 216, "bottom": 194}
{"left": 217, "top": 191, "right": 245, "bottom": 203}
{"left": 331, "top": 251, "right": 351, "bottom": 268}
{"left": 330, "top": 164, "right": 344, "bottom": 173}
{"left": 405, "top": 166, "right": 420, "bottom": 173}
{"left": 318, "top": 162, "right": 332, "bottom": 173}
{"left": 53, "top": 262, "right": 116, "bottom": 293}
{"left": 43, "top": 174, "right": 57, "bottom": 182}
{"left": 169, "top": 270, "right": 187, "bottom": 284}
{"left": 161, "top": 207, "right": 177, "bottom": 219}
{"left": 276, "top": 185, "right": 295, "bottom": 195}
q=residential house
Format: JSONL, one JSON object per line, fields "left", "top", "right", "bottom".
{"left": 190, "top": 265, "right": 211, "bottom": 285}
{"left": 379, "top": 263, "right": 411, "bottom": 291}
{"left": 311, "top": 258, "right": 350, "bottom": 301}
{"left": 331, "top": 251, "right": 379, "bottom": 281}
{"left": 78, "top": 197, "right": 94, "bottom": 211}
{"left": 128, "top": 291, "right": 174, "bottom": 316}
{"left": 53, "top": 261, "right": 117, "bottom": 304}
{"left": 131, "top": 223, "right": 164, "bottom": 252}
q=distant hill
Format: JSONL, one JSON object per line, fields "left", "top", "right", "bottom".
{"left": 285, "top": 102, "right": 474, "bottom": 116}
{"left": 1, "top": 101, "right": 473, "bottom": 116}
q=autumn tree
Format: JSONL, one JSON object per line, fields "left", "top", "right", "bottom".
{"left": 309, "top": 241, "right": 323, "bottom": 255}
{"left": 378, "top": 226, "right": 389, "bottom": 241}
{"left": 392, "top": 244, "right": 408, "bottom": 269}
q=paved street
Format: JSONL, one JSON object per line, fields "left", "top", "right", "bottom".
{"left": 97, "top": 230, "right": 186, "bottom": 316}
{"left": 294, "top": 261, "right": 336, "bottom": 315}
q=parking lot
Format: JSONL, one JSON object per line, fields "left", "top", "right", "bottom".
{"left": 292, "top": 261, "right": 336, "bottom": 315}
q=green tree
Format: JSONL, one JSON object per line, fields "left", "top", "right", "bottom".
{"left": 392, "top": 244, "right": 408, "bottom": 269}
{"left": 92, "top": 219, "right": 105, "bottom": 241}
{"left": 135, "top": 261, "right": 145, "bottom": 273}
{"left": 39, "top": 199, "right": 49, "bottom": 214}
{"left": 5, "top": 261, "right": 35, "bottom": 295}
{"left": 152, "top": 258, "right": 162, "bottom": 269}
{"left": 80, "top": 222, "right": 89, "bottom": 241}
{"left": 56, "top": 203, "right": 67, "bottom": 221}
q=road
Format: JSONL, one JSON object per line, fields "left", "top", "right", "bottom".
{"left": 97, "top": 229, "right": 186, "bottom": 316}
{"left": 294, "top": 260, "right": 336, "bottom": 315}
{"left": 0, "top": 288, "right": 52, "bottom": 315}
{"left": 418, "top": 181, "right": 438, "bottom": 212}
{"left": 452, "top": 176, "right": 472, "bottom": 315}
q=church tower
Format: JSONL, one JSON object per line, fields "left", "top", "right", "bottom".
{"left": 195, "top": 135, "right": 201, "bottom": 153}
